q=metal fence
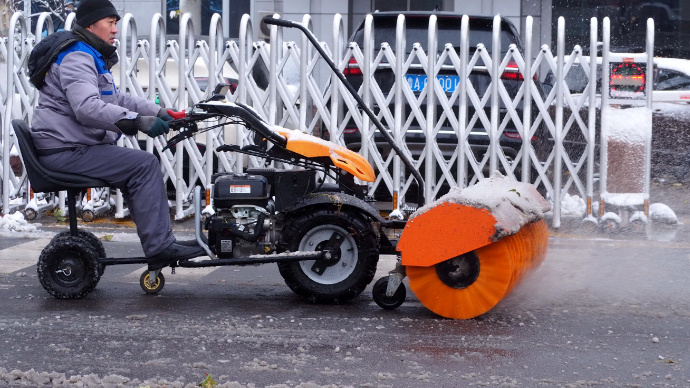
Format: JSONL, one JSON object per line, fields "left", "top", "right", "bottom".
{"left": 0, "top": 12, "right": 651, "bottom": 227}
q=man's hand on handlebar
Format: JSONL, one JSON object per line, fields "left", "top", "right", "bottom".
{"left": 158, "top": 108, "right": 186, "bottom": 122}
{"left": 116, "top": 115, "right": 170, "bottom": 138}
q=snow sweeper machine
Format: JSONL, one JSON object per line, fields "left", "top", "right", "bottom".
{"left": 16, "top": 16, "right": 550, "bottom": 320}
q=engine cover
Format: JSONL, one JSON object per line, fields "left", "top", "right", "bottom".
{"left": 213, "top": 173, "right": 270, "bottom": 209}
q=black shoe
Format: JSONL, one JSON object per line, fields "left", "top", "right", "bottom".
{"left": 147, "top": 242, "right": 206, "bottom": 270}
{"left": 175, "top": 238, "right": 201, "bottom": 247}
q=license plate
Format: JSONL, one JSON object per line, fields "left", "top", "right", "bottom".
{"left": 405, "top": 74, "right": 460, "bottom": 93}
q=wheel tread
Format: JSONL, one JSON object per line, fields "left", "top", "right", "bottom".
{"left": 37, "top": 236, "right": 100, "bottom": 299}
{"left": 278, "top": 208, "right": 379, "bottom": 304}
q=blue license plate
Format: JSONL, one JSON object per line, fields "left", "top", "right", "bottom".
{"left": 405, "top": 74, "right": 460, "bottom": 93}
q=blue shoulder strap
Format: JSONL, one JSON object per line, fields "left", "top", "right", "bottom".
{"left": 55, "top": 41, "right": 109, "bottom": 75}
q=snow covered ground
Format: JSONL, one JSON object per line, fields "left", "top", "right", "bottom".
{"left": 0, "top": 212, "right": 143, "bottom": 241}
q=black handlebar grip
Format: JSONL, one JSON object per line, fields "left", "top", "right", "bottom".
{"left": 261, "top": 15, "right": 297, "bottom": 28}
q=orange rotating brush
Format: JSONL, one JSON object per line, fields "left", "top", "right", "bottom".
{"left": 397, "top": 174, "right": 550, "bottom": 319}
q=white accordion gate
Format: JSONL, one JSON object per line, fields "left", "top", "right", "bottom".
{"left": 1, "top": 12, "right": 649, "bottom": 228}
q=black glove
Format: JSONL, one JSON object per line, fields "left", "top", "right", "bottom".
{"left": 139, "top": 116, "right": 170, "bottom": 137}
{"left": 115, "top": 116, "right": 170, "bottom": 138}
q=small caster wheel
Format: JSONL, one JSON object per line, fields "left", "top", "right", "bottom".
{"left": 372, "top": 276, "right": 406, "bottom": 310}
{"left": 140, "top": 270, "right": 165, "bottom": 294}
{"left": 81, "top": 210, "right": 95, "bottom": 222}
{"left": 24, "top": 208, "right": 37, "bottom": 221}
{"left": 600, "top": 219, "right": 619, "bottom": 233}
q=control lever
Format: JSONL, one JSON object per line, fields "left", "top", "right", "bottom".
{"left": 162, "top": 122, "right": 197, "bottom": 152}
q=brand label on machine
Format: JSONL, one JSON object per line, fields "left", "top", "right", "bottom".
{"left": 229, "top": 185, "right": 251, "bottom": 194}
{"left": 220, "top": 240, "right": 233, "bottom": 252}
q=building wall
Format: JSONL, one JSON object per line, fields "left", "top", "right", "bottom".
{"left": 454, "top": 0, "right": 521, "bottom": 28}
{"left": 452, "top": 0, "right": 551, "bottom": 59}
{"left": 112, "top": 0, "right": 164, "bottom": 34}
{"left": 280, "top": 0, "right": 348, "bottom": 48}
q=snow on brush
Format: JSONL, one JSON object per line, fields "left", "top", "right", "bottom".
{"left": 410, "top": 172, "right": 551, "bottom": 241}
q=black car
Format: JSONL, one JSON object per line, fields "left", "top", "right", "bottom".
{"left": 324, "top": 12, "right": 550, "bottom": 185}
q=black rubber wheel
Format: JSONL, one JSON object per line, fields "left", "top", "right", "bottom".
{"left": 37, "top": 236, "right": 101, "bottom": 299}
{"left": 278, "top": 207, "right": 379, "bottom": 304}
{"left": 24, "top": 208, "right": 37, "bottom": 221}
{"left": 372, "top": 276, "right": 406, "bottom": 310}
{"left": 55, "top": 230, "right": 106, "bottom": 276}
{"left": 139, "top": 270, "right": 165, "bottom": 294}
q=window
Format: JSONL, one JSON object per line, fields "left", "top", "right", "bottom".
{"left": 373, "top": 0, "right": 444, "bottom": 12}
{"left": 656, "top": 69, "right": 690, "bottom": 91}
{"left": 552, "top": 0, "right": 690, "bottom": 59}
{"left": 166, "top": 0, "right": 250, "bottom": 37}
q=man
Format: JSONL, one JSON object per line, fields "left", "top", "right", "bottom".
{"left": 29, "top": 0, "right": 205, "bottom": 270}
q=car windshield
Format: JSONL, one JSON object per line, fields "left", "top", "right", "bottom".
{"left": 352, "top": 15, "right": 521, "bottom": 55}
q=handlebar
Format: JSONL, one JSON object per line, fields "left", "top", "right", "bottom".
{"left": 262, "top": 15, "right": 426, "bottom": 207}
{"left": 160, "top": 103, "right": 288, "bottom": 152}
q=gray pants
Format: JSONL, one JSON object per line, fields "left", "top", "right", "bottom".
{"left": 40, "top": 145, "right": 174, "bottom": 257}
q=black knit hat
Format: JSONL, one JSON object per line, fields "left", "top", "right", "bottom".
{"left": 75, "top": 0, "right": 121, "bottom": 27}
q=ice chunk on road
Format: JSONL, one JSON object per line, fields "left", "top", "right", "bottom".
{"left": 0, "top": 211, "right": 38, "bottom": 232}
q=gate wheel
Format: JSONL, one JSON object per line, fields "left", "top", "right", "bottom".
{"left": 81, "top": 209, "right": 95, "bottom": 222}
{"left": 24, "top": 208, "right": 37, "bottom": 221}
{"left": 601, "top": 219, "right": 620, "bottom": 233}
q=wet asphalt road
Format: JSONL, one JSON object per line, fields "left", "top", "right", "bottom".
{"left": 1, "top": 227, "right": 689, "bottom": 387}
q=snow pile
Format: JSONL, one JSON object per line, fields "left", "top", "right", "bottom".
{"left": 410, "top": 171, "right": 551, "bottom": 241}
{"left": 560, "top": 193, "right": 586, "bottom": 216}
{"left": 0, "top": 211, "right": 38, "bottom": 232}
{"left": 649, "top": 203, "right": 678, "bottom": 224}
{"left": 654, "top": 57, "right": 690, "bottom": 76}
{"left": 653, "top": 102, "right": 690, "bottom": 119}
{"left": 601, "top": 192, "right": 648, "bottom": 207}
{"left": 605, "top": 106, "right": 651, "bottom": 144}
{"left": 601, "top": 211, "right": 622, "bottom": 223}
{"left": 630, "top": 210, "right": 648, "bottom": 224}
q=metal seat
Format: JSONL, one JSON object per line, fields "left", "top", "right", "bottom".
{"left": 12, "top": 119, "right": 109, "bottom": 235}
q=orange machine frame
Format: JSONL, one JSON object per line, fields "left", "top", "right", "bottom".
{"left": 272, "top": 127, "right": 375, "bottom": 182}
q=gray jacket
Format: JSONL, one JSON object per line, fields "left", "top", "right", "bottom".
{"left": 31, "top": 41, "right": 160, "bottom": 150}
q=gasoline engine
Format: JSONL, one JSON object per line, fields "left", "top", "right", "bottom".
{"left": 207, "top": 173, "right": 276, "bottom": 259}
